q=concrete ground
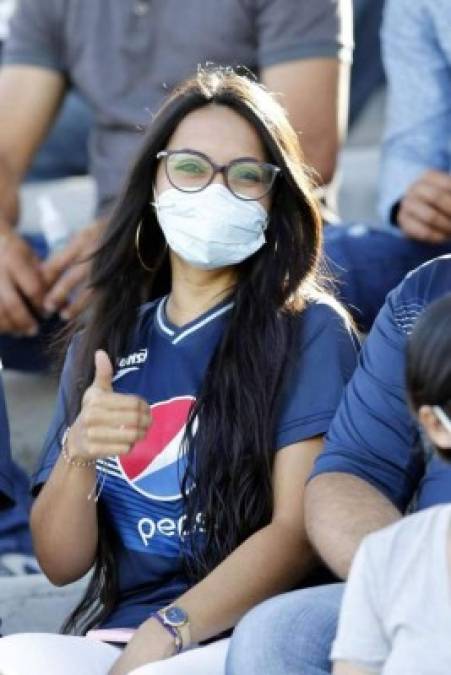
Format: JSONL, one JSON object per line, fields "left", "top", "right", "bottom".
{"left": 0, "top": 88, "right": 386, "bottom": 634}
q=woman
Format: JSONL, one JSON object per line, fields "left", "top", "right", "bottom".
{"left": 332, "top": 293, "right": 451, "bottom": 675}
{"left": 0, "top": 67, "right": 356, "bottom": 675}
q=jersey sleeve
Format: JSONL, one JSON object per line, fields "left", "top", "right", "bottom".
{"left": 30, "top": 340, "right": 76, "bottom": 494}
{"left": 2, "top": 0, "right": 65, "bottom": 73}
{"left": 310, "top": 281, "right": 423, "bottom": 512}
{"left": 254, "top": 0, "right": 353, "bottom": 68}
{"left": 274, "top": 302, "right": 358, "bottom": 450}
{"left": 331, "top": 536, "right": 389, "bottom": 669}
{"left": 0, "top": 371, "right": 14, "bottom": 508}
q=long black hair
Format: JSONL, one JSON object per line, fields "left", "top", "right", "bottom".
{"left": 407, "top": 294, "right": 451, "bottom": 431}
{"left": 62, "top": 66, "right": 324, "bottom": 633}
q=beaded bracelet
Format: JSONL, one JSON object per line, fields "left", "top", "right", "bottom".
{"left": 60, "top": 427, "right": 96, "bottom": 468}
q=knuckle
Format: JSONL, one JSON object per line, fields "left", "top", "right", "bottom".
{"left": 428, "top": 186, "right": 439, "bottom": 201}
{"left": 436, "top": 193, "right": 451, "bottom": 214}
{"left": 3, "top": 294, "right": 17, "bottom": 313}
{"left": 26, "top": 282, "right": 42, "bottom": 301}
{"left": 84, "top": 408, "right": 95, "bottom": 426}
{"left": 422, "top": 169, "right": 436, "bottom": 182}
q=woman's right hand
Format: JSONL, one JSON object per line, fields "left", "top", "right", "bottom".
{"left": 67, "top": 349, "right": 151, "bottom": 462}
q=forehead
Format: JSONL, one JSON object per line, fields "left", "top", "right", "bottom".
{"left": 166, "top": 104, "right": 266, "bottom": 162}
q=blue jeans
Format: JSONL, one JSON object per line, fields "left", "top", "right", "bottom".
{"left": 226, "top": 584, "right": 345, "bottom": 675}
{"left": 324, "top": 224, "right": 451, "bottom": 332}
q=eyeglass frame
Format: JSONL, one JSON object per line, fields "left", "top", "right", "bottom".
{"left": 156, "top": 149, "right": 281, "bottom": 201}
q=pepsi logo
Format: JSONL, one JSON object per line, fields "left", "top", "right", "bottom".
{"left": 118, "top": 396, "right": 195, "bottom": 501}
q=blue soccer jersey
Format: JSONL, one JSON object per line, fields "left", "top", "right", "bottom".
{"left": 311, "top": 255, "right": 451, "bottom": 512}
{"left": 32, "top": 295, "right": 357, "bottom": 628}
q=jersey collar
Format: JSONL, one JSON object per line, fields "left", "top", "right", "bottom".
{"left": 155, "top": 296, "right": 234, "bottom": 345}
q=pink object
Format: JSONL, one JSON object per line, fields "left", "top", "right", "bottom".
{"left": 85, "top": 628, "right": 136, "bottom": 644}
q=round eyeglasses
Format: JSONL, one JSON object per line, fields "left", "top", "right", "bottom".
{"left": 157, "top": 149, "right": 281, "bottom": 201}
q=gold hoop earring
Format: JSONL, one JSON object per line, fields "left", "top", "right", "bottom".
{"left": 135, "top": 220, "right": 154, "bottom": 272}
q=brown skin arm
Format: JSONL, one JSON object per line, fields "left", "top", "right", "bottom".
{"left": 305, "top": 472, "right": 401, "bottom": 579}
{"left": 262, "top": 59, "right": 350, "bottom": 185}
{"left": 0, "top": 65, "right": 65, "bottom": 227}
{"left": 0, "top": 65, "right": 65, "bottom": 333}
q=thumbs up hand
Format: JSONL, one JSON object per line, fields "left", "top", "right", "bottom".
{"left": 66, "top": 350, "right": 151, "bottom": 463}
{"left": 92, "top": 349, "right": 114, "bottom": 392}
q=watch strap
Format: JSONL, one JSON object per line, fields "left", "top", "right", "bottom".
{"left": 176, "top": 614, "right": 191, "bottom": 650}
{"left": 153, "top": 611, "right": 183, "bottom": 653}
{"left": 158, "top": 605, "right": 191, "bottom": 651}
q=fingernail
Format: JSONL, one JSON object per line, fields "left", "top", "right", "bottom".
{"left": 60, "top": 310, "right": 70, "bottom": 322}
{"left": 26, "top": 326, "right": 39, "bottom": 337}
{"left": 44, "top": 300, "right": 56, "bottom": 314}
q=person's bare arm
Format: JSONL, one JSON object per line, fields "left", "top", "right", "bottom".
{"left": 0, "top": 65, "right": 65, "bottom": 334}
{"left": 0, "top": 65, "right": 65, "bottom": 225}
{"left": 31, "top": 351, "right": 151, "bottom": 585}
{"left": 305, "top": 472, "right": 401, "bottom": 579}
{"left": 262, "top": 59, "right": 349, "bottom": 185}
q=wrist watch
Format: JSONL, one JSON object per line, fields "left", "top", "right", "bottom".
{"left": 155, "top": 605, "right": 191, "bottom": 653}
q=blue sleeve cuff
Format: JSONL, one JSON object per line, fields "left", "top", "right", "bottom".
{"left": 275, "top": 412, "right": 337, "bottom": 450}
{"left": 30, "top": 463, "right": 54, "bottom": 497}
{"left": 308, "top": 454, "right": 408, "bottom": 513}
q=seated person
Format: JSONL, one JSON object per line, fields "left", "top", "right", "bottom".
{"left": 332, "top": 293, "right": 451, "bottom": 674}
{"left": 0, "top": 0, "right": 91, "bottom": 183}
{"left": 226, "top": 255, "right": 451, "bottom": 675}
{"left": 325, "top": 0, "right": 451, "bottom": 332}
{"left": 0, "top": 68, "right": 357, "bottom": 675}
{"left": 0, "top": 0, "right": 352, "bottom": 371}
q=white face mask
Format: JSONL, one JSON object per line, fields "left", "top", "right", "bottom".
{"left": 153, "top": 184, "right": 268, "bottom": 270}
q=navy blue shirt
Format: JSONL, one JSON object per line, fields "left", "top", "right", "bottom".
{"left": 311, "top": 255, "right": 451, "bottom": 512}
{"left": 0, "top": 369, "right": 14, "bottom": 508}
{"left": 33, "top": 295, "right": 357, "bottom": 628}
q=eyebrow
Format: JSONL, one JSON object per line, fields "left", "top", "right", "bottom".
{"left": 166, "top": 148, "right": 268, "bottom": 164}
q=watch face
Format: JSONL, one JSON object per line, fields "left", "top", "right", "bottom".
{"left": 165, "top": 606, "right": 188, "bottom": 627}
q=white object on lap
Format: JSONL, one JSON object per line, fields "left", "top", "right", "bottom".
{"left": 128, "top": 638, "right": 230, "bottom": 675}
{"left": 0, "top": 633, "right": 121, "bottom": 675}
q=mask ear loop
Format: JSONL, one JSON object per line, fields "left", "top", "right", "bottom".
{"left": 135, "top": 206, "right": 169, "bottom": 272}
{"left": 135, "top": 220, "right": 155, "bottom": 272}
